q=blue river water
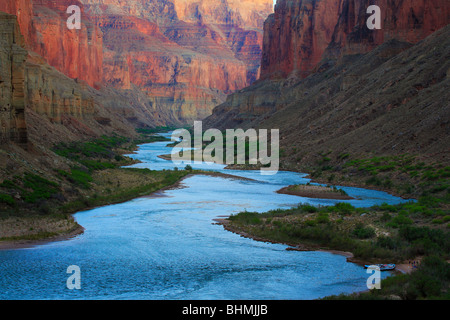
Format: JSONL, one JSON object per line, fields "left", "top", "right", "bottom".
{"left": 0, "top": 133, "right": 413, "bottom": 300}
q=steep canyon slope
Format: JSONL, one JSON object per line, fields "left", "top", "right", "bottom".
{"left": 204, "top": 0, "right": 450, "bottom": 166}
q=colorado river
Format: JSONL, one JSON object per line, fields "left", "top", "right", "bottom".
{"left": 0, "top": 133, "right": 412, "bottom": 300}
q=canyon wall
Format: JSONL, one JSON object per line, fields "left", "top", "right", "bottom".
{"left": 1, "top": 0, "right": 273, "bottom": 126}
{"left": 80, "top": 0, "right": 273, "bottom": 121}
{"left": 208, "top": 0, "right": 450, "bottom": 122}
{"left": 25, "top": 53, "right": 96, "bottom": 125}
{"left": 203, "top": 0, "right": 450, "bottom": 165}
{"left": 260, "top": 0, "right": 450, "bottom": 81}
{"left": 0, "top": 12, "right": 28, "bottom": 146}
{"left": 31, "top": 0, "right": 104, "bottom": 89}
{"left": 0, "top": 11, "right": 167, "bottom": 151}
{"left": 0, "top": 0, "right": 104, "bottom": 89}
{"left": 0, "top": 0, "right": 105, "bottom": 138}
{"left": 325, "top": 0, "right": 450, "bottom": 60}
{"left": 261, "top": 0, "right": 342, "bottom": 80}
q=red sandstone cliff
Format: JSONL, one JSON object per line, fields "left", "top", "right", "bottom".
{"left": 261, "top": 0, "right": 342, "bottom": 80}
{"left": 0, "top": 9, "right": 170, "bottom": 152}
{"left": 203, "top": 0, "right": 450, "bottom": 168}
{"left": 325, "top": 0, "right": 450, "bottom": 60}
{"left": 0, "top": 0, "right": 103, "bottom": 89}
{"left": 31, "top": 0, "right": 103, "bottom": 89}
{"left": 80, "top": 0, "right": 274, "bottom": 121}
{"left": 204, "top": 0, "right": 450, "bottom": 158}
{"left": 1, "top": 0, "right": 273, "bottom": 123}
{"left": 260, "top": 0, "right": 450, "bottom": 80}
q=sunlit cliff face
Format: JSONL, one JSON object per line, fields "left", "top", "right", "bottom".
{"left": 78, "top": 0, "right": 274, "bottom": 121}
{"left": 0, "top": 0, "right": 274, "bottom": 123}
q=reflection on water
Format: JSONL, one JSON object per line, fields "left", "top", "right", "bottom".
{"left": 0, "top": 133, "right": 412, "bottom": 300}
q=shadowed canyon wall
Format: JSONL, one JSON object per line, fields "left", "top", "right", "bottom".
{"left": 209, "top": 0, "right": 450, "bottom": 121}
{"left": 204, "top": 0, "right": 449, "bottom": 161}
{"left": 260, "top": 0, "right": 449, "bottom": 80}
{"left": 0, "top": 10, "right": 164, "bottom": 150}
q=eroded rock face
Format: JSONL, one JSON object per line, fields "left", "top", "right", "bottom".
{"left": 0, "top": 0, "right": 104, "bottom": 89}
{"left": 80, "top": 0, "right": 274, "bottom": 122}
{"left": 1, "top": 0, "right": 273, "bottom": 124}
{"left": 260, "top": 0, "right": 450, "bottom": 80}
{"left": 0, "top": 12, "right": 28, "bottom": 146}
{"left": 25, "top": 53, "right": 95, "bottom": 125}
{"left": 325, "top": 0, "right": 450, "bottom": 60}
{"left": 0, "top": 13, "right": 158, "bottom": 151}
{"left": 261, "top": 0, "right": 341, "bottom": 80}
{"left": 0, "top": 0, "right": 34, "bottom": 44}
{"left": 31, "top": 0, "right": 103, "bottom": 90}
{"left": 203, "top": 0, "right": 450, "bottom": 165}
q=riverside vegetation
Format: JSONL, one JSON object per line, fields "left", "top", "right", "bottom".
{"left": 224, "top": 150, "right": 450, "bottom": 299}
{"left": 0, "top": 130, "right": 192, "bottom": 244}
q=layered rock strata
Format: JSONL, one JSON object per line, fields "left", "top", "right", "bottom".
{"left": 260, "top": 0, "right": 450, "bottom": 80}
{"left": 80, "top": 0, "right": 274, "bottom": 121}
{"left": 0, "top": 12, "right": 28, "bottom": 146}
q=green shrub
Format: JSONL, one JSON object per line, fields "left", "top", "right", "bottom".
{"left": 300, "top": 204, "right": 318, "bottom": 213}
{"left": 331, "top": 202, "right": 355, "bottom": 215}
{"left": 315, "top": 212, "right": 330, "bottom": 224}
{"left": 0, "top": 193, "right": 15, "bottom": 206}
{"left": 387, "top": 213, "right": 413, "bottom": 228}
{"left": 22, "top": 173, "right": 60, "bottom": 204}
{"left": 377, "top": 203, "right": 398, "bottom": 212}
{"left": 380, "top": 212, "right": 391, "bottom": 222}
{"left": 366, "top": 176, "right": 382, "bottom": 186}
{"left": 79, "top": 159, "right": 115, "bottom": 171}
{"left": 69, "top": 169, "right": 93, "bottom": 189}
{"left": 403, "top": 256, "right": 450, "bottom": 299}
{"left": 0, "top": 180, "right": 17, "bottom": 189}
{"left": 229, "top": 211, "right": 262, "bottom": 225}
{"left": 352, "top": 224, "right": 376, "bottom": 239}
{"left": 376, "top": 236, "right": 397, "bottom": 250}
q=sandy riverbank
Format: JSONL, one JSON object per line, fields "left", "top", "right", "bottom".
{"left": 0, "top": 224, "right": 84, "bottom": 251}
{"left": 277, "top": 185, "right": 355, "bottom": 200}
